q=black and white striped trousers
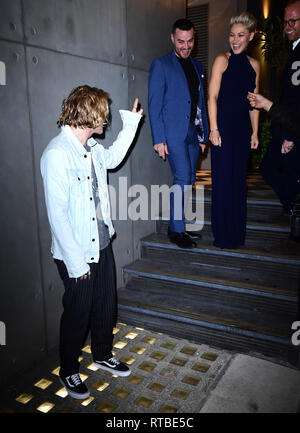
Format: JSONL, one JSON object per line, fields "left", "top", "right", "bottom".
{"left": 54, "top": 244, "right": 117, "bottom": 377}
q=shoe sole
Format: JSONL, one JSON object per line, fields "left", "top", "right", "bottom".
{"left": 186, "top": 233, "right": 202, "bottom": 239}
{"left": 59, "top": 377, "right": 90, "bottom": 400}
{"left": 168, "top": 237, "right": 196, "bottom": 248}
{"left": 93, "top": 362, "right": 131, "bottom": 377}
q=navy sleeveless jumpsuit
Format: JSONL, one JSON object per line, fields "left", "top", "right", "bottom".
{"left": 210, "top": 50, "right": 256, "bottom": 249}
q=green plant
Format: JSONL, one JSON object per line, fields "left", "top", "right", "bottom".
{"left": 249, "top": 120, "right": 272, "bottom": 168}
{"left": 256, "top": 15, "right": 291, "bottom": 68}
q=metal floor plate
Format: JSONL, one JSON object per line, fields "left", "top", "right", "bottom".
{"left": 1, "top": 323, "right": 233, "bottom": 413}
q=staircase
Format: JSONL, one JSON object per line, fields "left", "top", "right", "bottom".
{"left": 118, "top": 171, "right": 300, "bottom": 367}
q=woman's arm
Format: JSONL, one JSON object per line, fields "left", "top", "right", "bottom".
{"left": 247, "top": 92, "right": 273, "bottom": 111}
{"left": 207, "top": 54, "right": 228, "bottom": 147}
{"left": 248, "top": 58, "right": 260, "bottom": 149}
{"left": 248, "top": 92, "right": 300, "bottom": 139}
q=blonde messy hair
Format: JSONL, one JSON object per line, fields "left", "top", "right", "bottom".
{"left": 57, "top": 85, "right": 109, "bottom": 128}
{"left": 230, "top": 12, "right": 257, "bottom": 33}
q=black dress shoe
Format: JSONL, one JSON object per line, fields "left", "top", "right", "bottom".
{"left": 185, "top": 230, "right": 202, "bottom": 239}
{"left": 168, "top": 228, "right": 197, "bottom": 248}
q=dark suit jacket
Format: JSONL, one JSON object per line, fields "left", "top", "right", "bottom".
{"left": 269, "top": 103, "right": 300, "bottom": 139}
{"left": 274, "top": 42, "right": 300, "bottom": 145}
{"left": 148, "top": 50, "right": 208, "bottom": 146}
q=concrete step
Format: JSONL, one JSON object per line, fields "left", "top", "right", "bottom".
{"left": 123, "top": 259, "right": 297, "bottom": 316}
{"left": 196, "top": 194, "right": 289, "bottom": 224}
{"left": 197, "top": 170, "right": 281, "bottom": 204}
{"left": 119, "top": 171, "right": 299, "bottom": 367}
{"left": 118, "top": 288, "right": 299, "bottom": 366}
{"left": 140, "top": 233, "right": 300, "bottom": 282}
{"left": 156, "top": 218, "right": 290, "bottom": 248}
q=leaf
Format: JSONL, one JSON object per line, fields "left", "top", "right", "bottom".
{"left": 256, "top": 15, "right": 291, "bottom": 68}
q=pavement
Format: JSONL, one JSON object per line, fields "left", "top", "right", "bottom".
{"left": 2, "top": 171, "right": 300, "bottom": 416}
{"left": 1, "top": 322, "right": 300, "bottom": 415}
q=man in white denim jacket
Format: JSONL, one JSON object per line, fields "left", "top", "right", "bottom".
{"left": 41, "top": 85, "right": 143, "bottom": 400}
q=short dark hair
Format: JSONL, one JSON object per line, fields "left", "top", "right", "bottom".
{"left": 172, "top": 18, "right": 195, "bottom": 35}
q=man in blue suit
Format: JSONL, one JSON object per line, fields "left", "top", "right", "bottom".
{"left": 148, "top": 18, "right": 208, "bottom": 248}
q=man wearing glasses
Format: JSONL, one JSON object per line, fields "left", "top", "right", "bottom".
{"left": 260, "top": 0, "right": 300, "bottom": 244}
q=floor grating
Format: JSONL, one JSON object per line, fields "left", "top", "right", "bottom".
{"left": 0, "top": 323, "right": 233, "bottom": 413}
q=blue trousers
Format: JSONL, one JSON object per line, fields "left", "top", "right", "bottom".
{"left": 167, "top": 123, "right": 200, "bottom": 232}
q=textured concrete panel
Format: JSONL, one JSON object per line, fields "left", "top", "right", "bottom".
{"left": 128, "top": 68, "right": 173, "bottom": 261}
{"left": 26, "top": 47, "right": 131, "bottom": 318}
{"left": 127, "top": 0, "right": 186, "bottom": 71}
{"left": 26, "top": 48, "right": 106, "bottom": 340}
{"left": 23, "top": 0, "right": 127, "bottom": 65}
{"left": 0, "top": 0, "right": 24, "bottom": 42}
{"left": 0, "top": 0, "right": 203, "bottom": 389}
{"left": 0, "top": 41, "right": 45, "bottom": 386}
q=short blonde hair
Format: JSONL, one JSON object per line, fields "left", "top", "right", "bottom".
{"left": 57, "top": 85, "right": 109, "bottom": 128}
{"left": 230, "top": 12, "right": 257, "bottom": 33}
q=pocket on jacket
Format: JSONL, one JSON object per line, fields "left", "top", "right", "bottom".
{"left": 69, "top": 173, "right": 88, "bottom": 199}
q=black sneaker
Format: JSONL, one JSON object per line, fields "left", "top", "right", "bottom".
{"left": 93, "top": 356, "right": 131, "bottom": 377}
{"left": 59, "top": 373, "right": 90, "bottom": 400}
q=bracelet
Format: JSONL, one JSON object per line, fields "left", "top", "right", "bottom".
{"left": 210, "top": 129, "right": 218, "bottom": 132}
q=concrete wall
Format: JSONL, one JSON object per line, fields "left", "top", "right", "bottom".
{"left": 188, "top": 0, "right": 247, "bottom": 168}
{"left": 0, "top": 0, "right": 184, "bottom": 386}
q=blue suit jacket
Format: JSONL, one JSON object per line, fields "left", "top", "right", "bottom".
{"left": 148, "top": 50, "right": 208, "bottom": 146}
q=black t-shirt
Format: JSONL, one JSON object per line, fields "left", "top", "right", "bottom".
{"left": 177, "top": 56, "right": 199, "bottom": 122}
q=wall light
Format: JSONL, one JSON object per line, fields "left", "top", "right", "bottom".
{"left": 263, "top": 0, "right": 270, "bottom": 19}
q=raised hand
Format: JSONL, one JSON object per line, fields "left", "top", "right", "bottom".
{"left": 132, "top": 98, "right": 143, "bottom": 115}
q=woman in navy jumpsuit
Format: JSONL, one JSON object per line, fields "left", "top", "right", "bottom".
{"left": 208, "top": 12, "right": 260, "bottom": 249}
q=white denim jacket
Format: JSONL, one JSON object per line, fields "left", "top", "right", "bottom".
{"left": 41, "top": 110, "right": 142, "bottom": 278}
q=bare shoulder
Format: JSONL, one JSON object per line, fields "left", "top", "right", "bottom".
{"left": 213, "top": 53, "right": 229, "bottom": 72}
{"left": 248, "top": 56, "right": 260, "bottom": 73}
